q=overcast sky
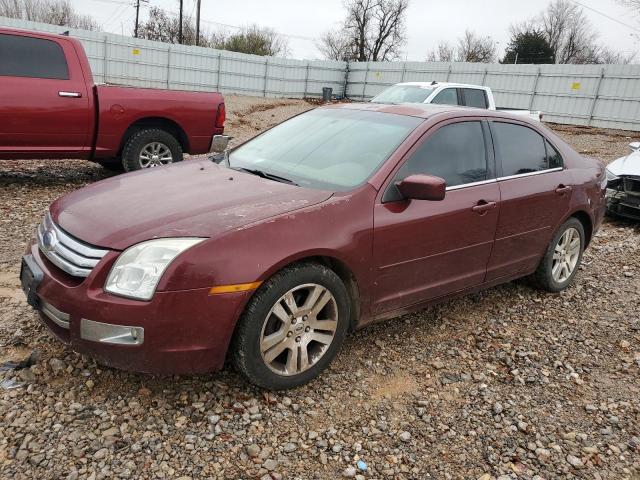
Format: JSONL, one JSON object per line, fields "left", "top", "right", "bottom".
{"left": 71, "top": 0, "right": 640, "bottom": 60}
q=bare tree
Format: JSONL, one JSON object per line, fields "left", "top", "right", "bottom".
{"left": 319, "top": 0, "right": 409, "bottom": 62}
{"left": 456, "top": 30, "right": 497, "bottom": 63}
{"left": 539, "top": 0, "right": 599, "bottom": 63}
{"left": 0, "top": 0, "right": 97, "bottom": 30}
{"left": 426, "top": 41, "right": 455, "bottom": 62}
{"left": 220, "top": 24, "right": 290, "bottom": 57}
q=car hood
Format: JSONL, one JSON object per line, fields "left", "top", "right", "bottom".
{"left": 50, "top": 159, "right": 333, "bottom": 250}
{"left": 607, "top": 150, "right": 640, "bottom": 177}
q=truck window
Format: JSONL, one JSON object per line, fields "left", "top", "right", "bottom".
{"left": 0, "top": 33, "right": 69, "bottom": 80}
{"left": 463, "top": 88, "right": 488, "bottom": 109}
{"left": 492, "top": 122, "right": 549, "bottom": 177}
{"left": 384, "top": 121, "right": 487, "bottom": 202}
{"left": 431, "top": 88, "right": 459, "bottom": 106}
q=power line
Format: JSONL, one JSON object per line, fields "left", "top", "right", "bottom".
{"left": 567, "top": 0, "right": 640, "bottom": 34}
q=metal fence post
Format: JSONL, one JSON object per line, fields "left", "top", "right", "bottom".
{"left": 303, "top": 62, "right": 310, "bottom": 98}
{"left": 446, "top": 64, "right": 452, "bottom": 82}
{"left": 481, "top": 67, "right": 488, "bottom": 86}
{"left": 362, "top": 63, "right": 370, "bottom": 100}
{"left": 102, "top": 35, "right": 108, "bottom": 83}
{"left": 400, "top": 62, "right": 407, "bottom": 82}
{"left": 263, "top": 58, "right": 269, "bottom": 97}
{"left": 528, "top": 67, "right": 541, "bottom": 110}
{"left": 587, "top": 68, "right": 605, "bottom": 126}
{"left": 216, "top": 52, "right": 222, "bottom": 91}
{"left": 166, "top": 46, "right": 171, "bottom": 89}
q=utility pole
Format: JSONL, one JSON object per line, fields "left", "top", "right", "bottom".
{"left": 178, "top": 0, "right": 184, "bottom": 44}
{"left": 195, "top": 0, "right": 201, "bottom": 46}
{"left": 134, "top": 0, "right": 141, "bottom": 38}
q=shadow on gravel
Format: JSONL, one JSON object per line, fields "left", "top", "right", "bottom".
{"left": 0, "top": 160, "right": 113, "bottom": 187}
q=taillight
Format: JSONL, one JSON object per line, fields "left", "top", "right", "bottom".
{"left": 215, "top": 103, "right": 225, "bottom": 128}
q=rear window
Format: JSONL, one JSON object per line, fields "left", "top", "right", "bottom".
{"left": 0, "top": 33, "right": 69, "bottom": 80}
{"left": 463, "top": 88, "right": 488, "bottom": 109}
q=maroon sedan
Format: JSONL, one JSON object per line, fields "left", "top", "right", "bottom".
{"left": 21, "top": 103, "right": 606, "bottom": 390}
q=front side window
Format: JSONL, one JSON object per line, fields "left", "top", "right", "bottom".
{"left": 430, "top": 88, "right": 459, "bottom": 105}
{"left": 0, "top": 33, "right": 69, "bottom": 80}
{"left": 492, "top": 122, "right": 548, "bottom": 177}
{"left": 463, "top": 88, "right": 488, "bottom": 109}
{"left": 384, "top": 121, "right": 488, "bottom": 202}
{"left": 229, "top": 108, "right": 422, "bottom": 191}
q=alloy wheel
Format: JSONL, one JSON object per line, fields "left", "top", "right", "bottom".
{"left": 259, "top": 283, "right": 338, "bottom": 376}
{"left": 139, "top": 142, "right": 173, "bottom": 168}
{"left": 551, "top": 227, "right": 581, "bottom": 283}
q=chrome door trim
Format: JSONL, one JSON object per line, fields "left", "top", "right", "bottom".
{"left": 497, "top": 167, "right": 563, "bottom": 182}
{"left": 445, "top": 178, "right": 497, "bottom": 191}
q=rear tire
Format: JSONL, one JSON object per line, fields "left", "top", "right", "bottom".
{"left": 231, "top": 263, "right": 350, "bottom": 390}
{"left": 533, "top": 217, "right": 585, "bottom": 293}
{"left": 122, "top": 128, "right": 183, "bottom": 172}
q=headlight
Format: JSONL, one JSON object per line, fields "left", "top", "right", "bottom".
{"left": 105, "top": 238, "right": 205, "bottom": 300}
{"left": 605, "top": 168, "right": 621, "bottom": 189}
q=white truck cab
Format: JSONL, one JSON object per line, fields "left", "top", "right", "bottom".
{"left": 371, "top": 81, "right": 543, "bottom": 122}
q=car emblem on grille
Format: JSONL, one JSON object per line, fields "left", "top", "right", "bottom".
{"left": 41, "top": 229, "right": 57, "bottom": 251}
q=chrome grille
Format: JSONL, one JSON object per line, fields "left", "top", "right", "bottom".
{"left": 37, "top": 213, "right": 109, "bottom": 278}
{"left": 623, "top": 176, "right": 640, "bottom": 196}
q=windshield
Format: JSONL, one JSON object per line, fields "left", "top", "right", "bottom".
{"left": 371, "top": 85, "right": 435, "bottom": 104}
{"left": 228, "top": 108, "right": 422, "bottom": 191}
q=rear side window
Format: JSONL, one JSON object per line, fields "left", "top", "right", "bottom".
{"left": 545, "top": 140, "right": 563, "bottom": 168}
{"left": 0, "top": 33, "right": 69, "bottom": 80}
{"left": 463, "top": 88, "right": 488, "bottom": 109}
{"left": 492, "top": 122, "right": 548, "bottom": 177}
{"left": 384, "top": 121, "right": 487, "bottom": 202}
{"left": 431, "top": 88, "right": 459, "bottom": 105}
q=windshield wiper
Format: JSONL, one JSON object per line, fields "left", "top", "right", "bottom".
{"left": 233, "top": 167, "right": 298, "bottom": 186}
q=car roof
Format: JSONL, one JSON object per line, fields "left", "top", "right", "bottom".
{"left": 324, "top": 101, "right": 533, "bottom": 124}
{"left": 394, "top": 81, "right": 488, "bottom": 89}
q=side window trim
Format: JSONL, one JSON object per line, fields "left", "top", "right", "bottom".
{"left": 489, "top": 120, "right": 563, "bottom": 181}
{"left": 381, "top": 119, "right": 494, "bottom": 202}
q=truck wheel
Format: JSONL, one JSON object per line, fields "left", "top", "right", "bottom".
{"left": 122, "top": 128, "right": 183, "bottom": 172}
{"left": 231, "top": 263, "right": 350, "bottom": 390}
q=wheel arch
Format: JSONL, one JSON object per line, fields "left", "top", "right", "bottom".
{"left": 568, "top": 209, "right": 594, "bottom": 247}
{"left": 119, "top": 117, "right": 189, "bottom": 155}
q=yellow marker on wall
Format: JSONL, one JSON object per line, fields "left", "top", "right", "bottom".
{"left": 132, "top": 48, "right": 140, "bottom": 55}
{"left": 571, "top": 82, "right": 581, "bottom": 90}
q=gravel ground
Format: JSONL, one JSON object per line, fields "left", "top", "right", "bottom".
{"left": 0, "top": 97, "right": 639, "bottom": 480}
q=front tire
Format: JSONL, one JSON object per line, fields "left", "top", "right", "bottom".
{"left": 122, "top": 128, "right": 183, "bottom": 172}
{"left": 231, "top": 263, "right": 350, "bottom": 390}
{"left": 533, "top": 217, "right": 585, "bottom": 292}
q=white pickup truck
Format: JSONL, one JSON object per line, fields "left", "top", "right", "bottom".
{"left": 371, "top": 82, "right": 543, "bottom": 122}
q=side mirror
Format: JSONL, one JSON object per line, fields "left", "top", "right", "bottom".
{"left": 629, "top": 142, "right": 640, "bottom": 152}
{"left": 210, "top": 135, "right": 231, "bottom": 154}
{"left": 396, "top": 174, "right": 446, "bottom": 201}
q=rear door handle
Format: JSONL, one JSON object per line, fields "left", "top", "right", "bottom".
{"left": 472, "top": 200, "right": 497, "bottom": 214}
{"left": 555, "top": 185, "right": 572, "bottom": 195}
{"left": 59, "top": 91, "right": 82, "bottom": 98}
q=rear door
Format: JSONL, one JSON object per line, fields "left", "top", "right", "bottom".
{"left": 372, "top": 119, "right": 500, "bottom": 315}
{"left": 486, "top": 120, "right": 573, "bottom": 281}
{"left": 461, "top": 88, "right": 489, "bottom": 109}
{"left": 0, "top": 32, "right": 91, "bottom": 158}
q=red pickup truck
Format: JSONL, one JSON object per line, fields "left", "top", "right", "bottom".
{"left": 0, "top": 28, "right": 225, "bottom": 171}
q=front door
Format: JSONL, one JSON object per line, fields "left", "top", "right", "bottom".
{"left": 372, "top": 120, "right": 500, "bottom": 315}
{"left": 0, "top": 32, "right": 91, "bottom": 158}
{"left": 486, "top": 121, "right": 573, "bottom": 280}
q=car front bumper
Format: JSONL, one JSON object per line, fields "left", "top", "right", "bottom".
{"left": 606, "top": 189, "right": 640, "bottom": 220}
{"left": 22, "top": 243, "right": 250, "bottom": 375}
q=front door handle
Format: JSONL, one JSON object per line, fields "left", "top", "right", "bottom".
{"left": 59, "top": 91, "right": 82, "bottom": 98}
{"left": 555, "top": 185, "right": 572, "bottom": 195}
{"left": 472, "top": 200, "right": 497, "bottom": 214}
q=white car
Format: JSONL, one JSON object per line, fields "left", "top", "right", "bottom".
{"left": 370, "top": 82, "right": 543, "bottom": 122}
{"left": 605, "top": 142, "right": 640, "bottom": 220}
